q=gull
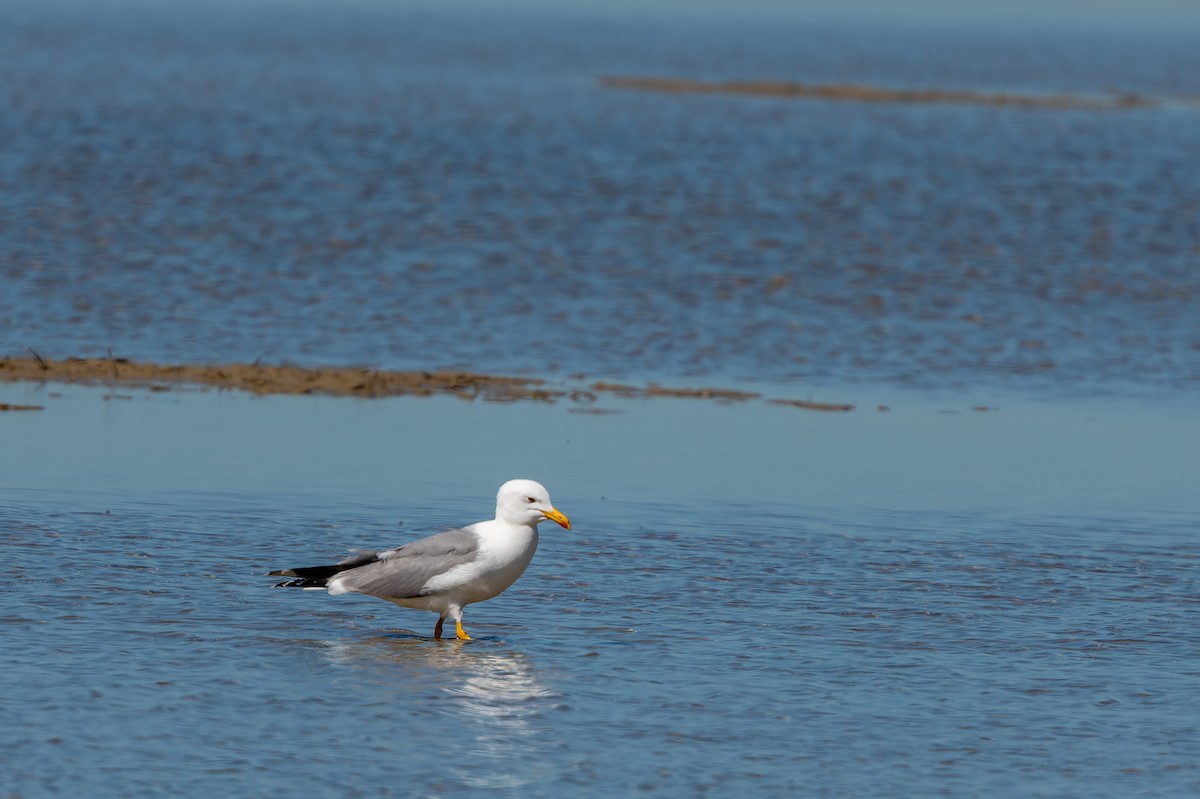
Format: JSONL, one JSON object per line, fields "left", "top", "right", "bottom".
{"left": 268, "top": 479, "right": 570, "bottom": 640}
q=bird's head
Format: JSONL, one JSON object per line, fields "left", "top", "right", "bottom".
{"left": 496, "top": 479, "right": 571, "bottom": 530}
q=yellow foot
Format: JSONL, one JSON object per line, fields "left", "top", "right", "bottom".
{"left": 455, "top": 621, "right": 472, "bottom": 641}
{"left": 434, "top": 618, "right": 445, "bottom": 639}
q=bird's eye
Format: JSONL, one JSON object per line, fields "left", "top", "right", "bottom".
{"left": 526, "top": 496, "right": 536, "bottom": 504}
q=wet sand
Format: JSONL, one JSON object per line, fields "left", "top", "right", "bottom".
{"left": 2, "top": 354, "right": 856, "bottom": 409}
{"left": 601, "top": 76, "right": 1158, "bottom": 110}
{"left": 2, "top": 354, "right": 561, "bottom": 402}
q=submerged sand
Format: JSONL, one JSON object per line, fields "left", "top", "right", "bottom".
{"left": 601, "top": 76, "right": 1158, "bottom": 110}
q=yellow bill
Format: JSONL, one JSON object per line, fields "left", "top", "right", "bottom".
{"left": 542, "top": 507, "right": 571, "bottom": 530}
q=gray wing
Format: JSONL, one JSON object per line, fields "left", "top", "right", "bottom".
{"left": 330, "top": 527, "right": 481, "bottom": 600}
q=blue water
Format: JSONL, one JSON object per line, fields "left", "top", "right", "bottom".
{"left": 3, "top": 2, "right": 1200, "bottom": 796}
{"left": 2, "top": 0, "right": 1199, "bottom": 395}
{"left": 3, "top": 384, "right": 1199, "bottom": 796}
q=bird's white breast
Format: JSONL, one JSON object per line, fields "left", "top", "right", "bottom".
{"left": 423, "top": 522, "right": 539, "bottom": 604}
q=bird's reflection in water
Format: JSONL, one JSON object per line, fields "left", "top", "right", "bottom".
{"left": 320, "top": 632, "right": 561, "bottom": 790}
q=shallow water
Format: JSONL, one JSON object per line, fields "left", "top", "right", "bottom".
{"left": 2, "top": 1, "right": 1199, "bottom": 396}
{"left": 3, "top": 384, "right": 1199, "bottom": 796}
{"left": 3, "top": 2, "right": 1200, "bottom": 795}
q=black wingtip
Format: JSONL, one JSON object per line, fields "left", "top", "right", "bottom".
{"left": 267, "top": 559, "right": 370, "bottom": 588}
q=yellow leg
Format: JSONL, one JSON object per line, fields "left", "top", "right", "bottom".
{"left": 455, "top": 620, "right": 472, "bottom": 641}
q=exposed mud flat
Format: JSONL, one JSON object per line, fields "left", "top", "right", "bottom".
{"left": 2, "top": 355, "right": 560, "bottom": 402}
{"left": 1, "top": 354, "right": 859, "bottom": 410}
{"left": 601, "top": 76, "right": 1164, "bottom": 110}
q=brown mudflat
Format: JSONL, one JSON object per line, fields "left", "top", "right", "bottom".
{"left": 2, "top": 354, "right": 867, "bottom": 411}
{"left": 1, "top": 355, "right": 559, "bottom": 402}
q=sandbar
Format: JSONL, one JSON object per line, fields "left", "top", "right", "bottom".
{"left": 2, "top": 353, "right": 865, "bottom": 410}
